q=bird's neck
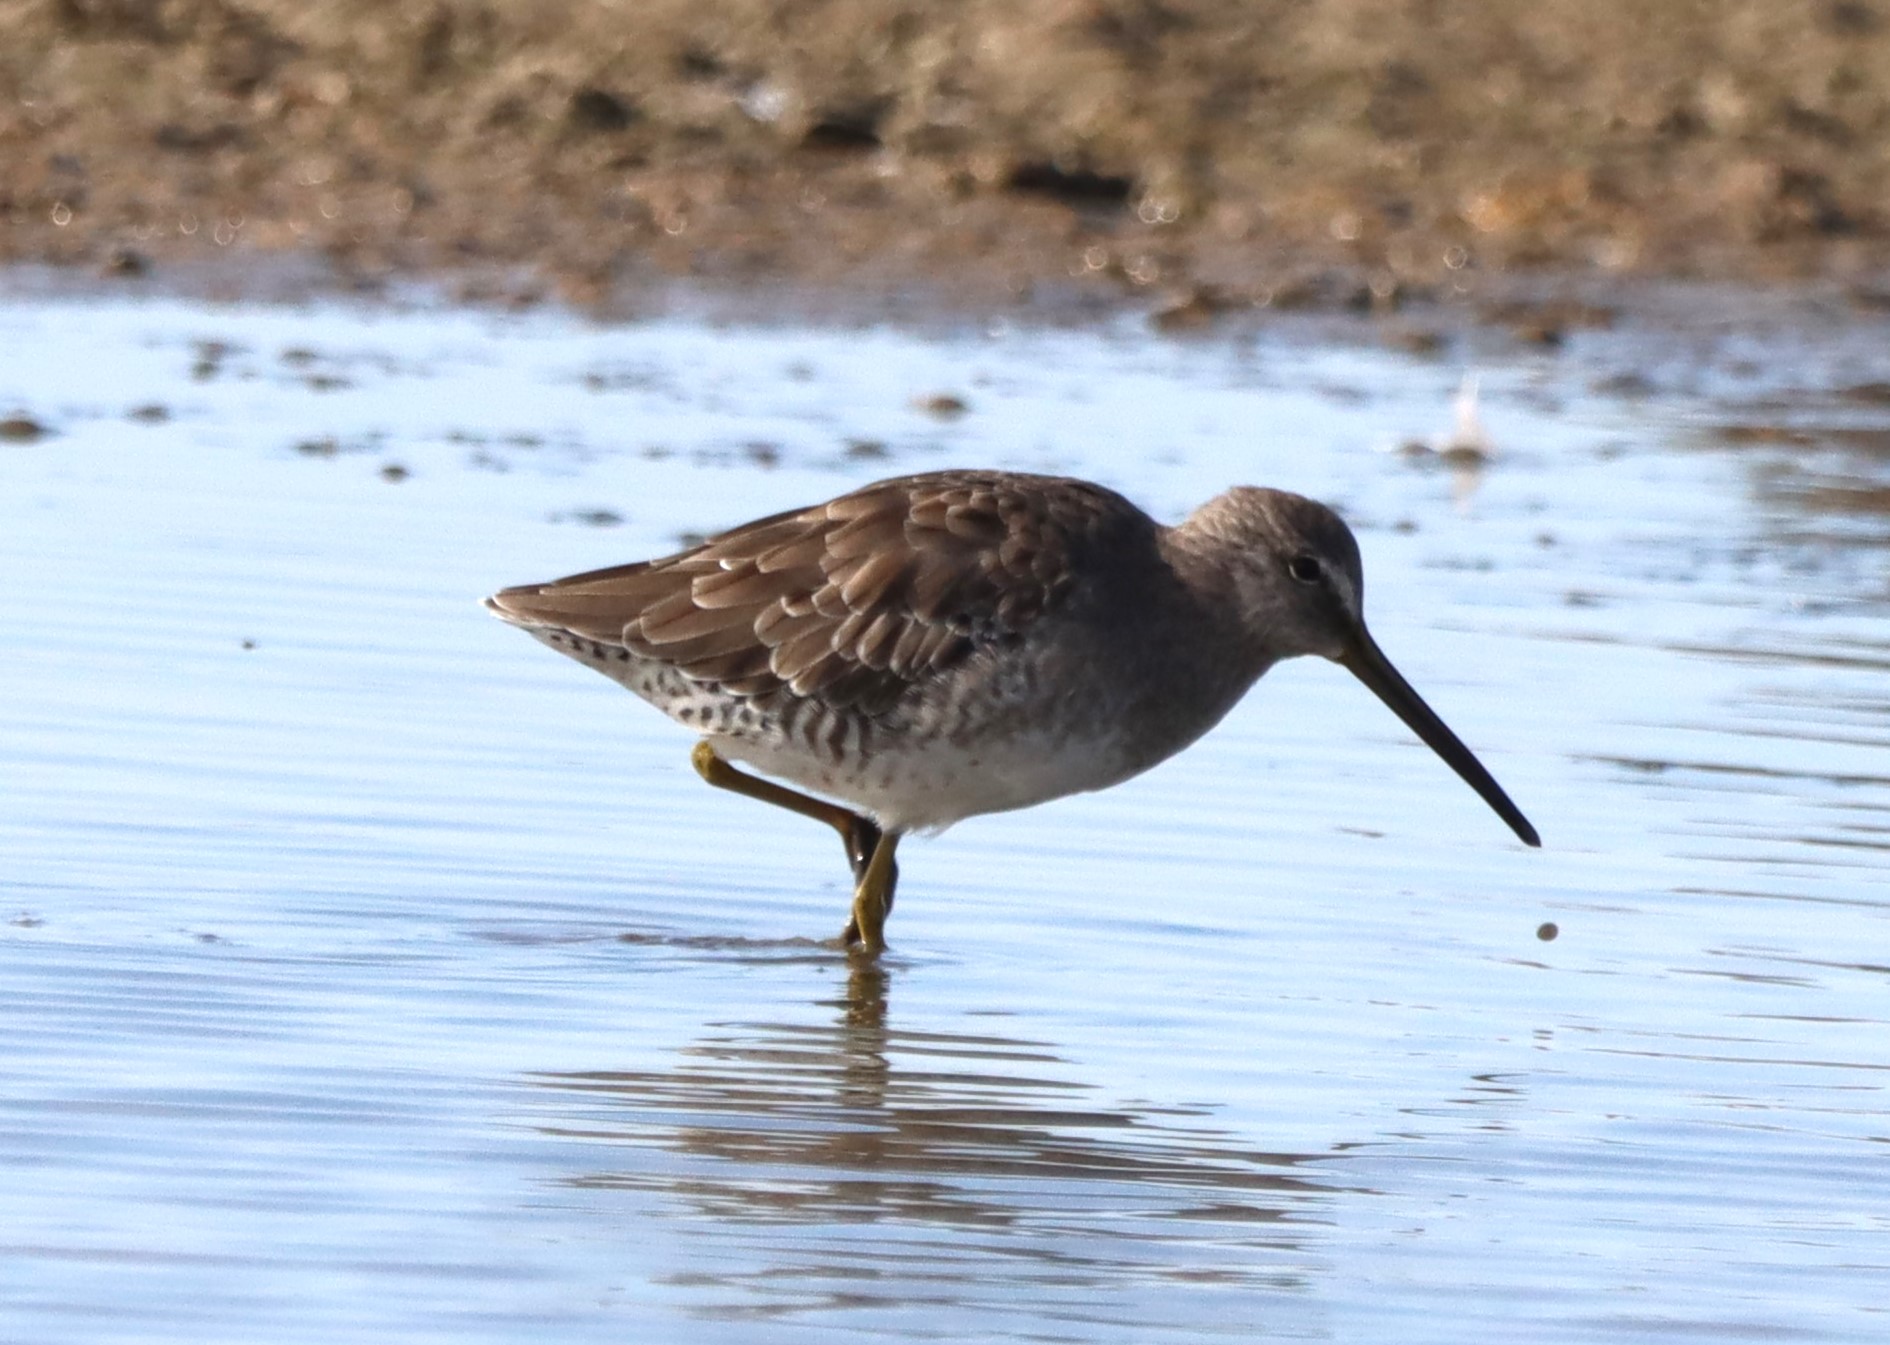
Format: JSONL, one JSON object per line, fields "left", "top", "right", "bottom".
{"left": 1088, "top": 523, "right": 1278, "bottom": 777}
{"left": 1155, "top": 522, "right": 1277, "bottom": 685}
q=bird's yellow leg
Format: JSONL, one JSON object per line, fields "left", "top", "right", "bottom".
{"left": 843, "top": 830, "right": 901, "bottom": 957}
{"left": 690, "top": 741, "right": 886, "bottom": 880}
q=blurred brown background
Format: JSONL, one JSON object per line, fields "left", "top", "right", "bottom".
{"left": 6, "top": 0, "right": 1889, "bottom": 306}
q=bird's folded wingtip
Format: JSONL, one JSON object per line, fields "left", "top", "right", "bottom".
{"left": 482, "top": 590, "right": 533, "bottom": 624}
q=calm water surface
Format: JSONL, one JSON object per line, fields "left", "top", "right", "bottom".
{"left": 2, "top": 287, "right": 1887, "bottom": 1342}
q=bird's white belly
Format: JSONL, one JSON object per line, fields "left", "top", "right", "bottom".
{"left": 714, "top": 725, "right": 1135, "bottom": 834}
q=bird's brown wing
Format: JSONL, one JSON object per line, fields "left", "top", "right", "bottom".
{"left": 487, "top": 471, "right": 1142, "bottom": 715}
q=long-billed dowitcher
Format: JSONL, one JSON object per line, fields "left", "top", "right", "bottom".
{"left": 486, "top": 470, "right": 1538, "bottom": 955}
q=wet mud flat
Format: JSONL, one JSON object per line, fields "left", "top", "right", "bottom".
{"left": 2, "top": 284, "right": 1888, "bottom": 1341}
{"left": 12, "top": 2, "right": 1890, "bottom": 315}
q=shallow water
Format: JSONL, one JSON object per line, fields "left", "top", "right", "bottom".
{"left": 2, "top": 288, "right": 1887, "bottom": 1343}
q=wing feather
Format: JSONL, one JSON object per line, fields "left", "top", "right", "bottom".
{"left": 484, "top": 470, "right": 1150, "bottom": 716}
{"left": 690, "top": 564, "right": 783, "bottom": 609}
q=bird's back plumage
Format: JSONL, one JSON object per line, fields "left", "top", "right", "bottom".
{"left": 485, "top": 470, "right": 1153, "bottom": 719}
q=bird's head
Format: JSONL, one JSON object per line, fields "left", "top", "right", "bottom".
{"left": 1185, "top": 487, "right": 1366, "bottom": 661}
{"left": 1180, "top": 486, "right": 1539, "bottom": 847}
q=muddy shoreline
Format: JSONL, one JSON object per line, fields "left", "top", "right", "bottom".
{"left": 9, "top": 2, "right": 1890, "bottom": 325}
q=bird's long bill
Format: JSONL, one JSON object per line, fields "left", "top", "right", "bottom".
{"left": 1340, "top": 631, "right": 1541, "bottom": 847}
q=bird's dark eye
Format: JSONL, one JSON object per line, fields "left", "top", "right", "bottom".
{"left": 1288, "top": 554, "right": 1323, "bottom": 584}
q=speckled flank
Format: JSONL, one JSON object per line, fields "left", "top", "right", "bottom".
{"left": 512, "top": 617, "right": 1143, "bottom": 834}
{"left": 523, "top": 624, "right": 743, "bottom": 737}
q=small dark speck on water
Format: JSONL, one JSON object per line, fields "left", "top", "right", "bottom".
{"left": 1149, "top": 286, "right": 1224, "bottom": 332}
{"left": 101, "top": 245, "right": 149, "bottom": 277}
{"left": 1511, "top": 322, "right": 1565, "bottom": 349}
{"left": 380, "top": 463, "right": 410, "bottom": 482}
{"left": 846, "top": 437, "right": 889, "bottom": 460}
{"left": 1592, "top": 370, "right": 1655, "bottom": 397}
{"left": 127, "top": 403, "right": 170, "bottom": 424}
{"left": 1839, "top": 380, "right": 1890, "bottom": 404}
{"left": 1537, "top": 922, "right": 1559, "bottom": 942}
{"left": 0, "top": 413, "right": 48, "bottom": 441}
{"left": 555, "top": 509, "right": 623, "bottom": 527}
{"left": 1718, "top": 423, "right": 1815, "bottom": 448}
{"left": 916, "top": 392, "right": 970, "bottom": 419}
{"left": 1389, "top": 327, "right": 1447, "bottom": 356}
{"left": 10, "top": 912, "right": 43, "bottom": 928}
{"left": 296, "top": 437, "right": 341, "bottom": 458}
{"left": 241, "top": 639, "right": 256, "bottom": 650}
{"left": 675, "top": 530, "right": 709, "bottom": 548}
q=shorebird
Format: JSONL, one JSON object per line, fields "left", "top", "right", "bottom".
{"left": 486, "top": 470, "right": 1538, "bottom": 955}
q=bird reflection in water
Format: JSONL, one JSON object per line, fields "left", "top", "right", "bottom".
{"left": 525, "top": 947, "right": 1339, "bottom": 1319}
